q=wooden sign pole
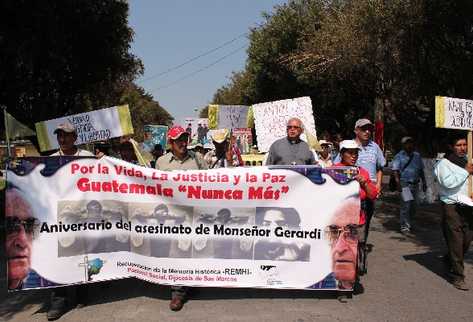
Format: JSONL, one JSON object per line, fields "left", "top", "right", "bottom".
{"left": 468, "top": 131, "right": 472, "bottom": 197}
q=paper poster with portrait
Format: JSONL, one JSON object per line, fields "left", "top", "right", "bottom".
{"left": 253, "top": 97, "right": 317, "bottom": 152}
{"left": 6, "top": 157, "right": 360, "bottom": 292}
{"left": 177, "top": 118, "right": 210, "bottom": 145}
{"left": 142, "top": 125, "right": 168, "bottom": 152}
{"left": 232, "top": 128, "right": 253, "bottom": 155}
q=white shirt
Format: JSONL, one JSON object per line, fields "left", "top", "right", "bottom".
{"left": 51, "top": 148, "right": 94, "bottom": 156}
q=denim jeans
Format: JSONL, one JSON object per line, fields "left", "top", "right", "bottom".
{"left": 400, "top": 183, "right": 417, "bottom": 230}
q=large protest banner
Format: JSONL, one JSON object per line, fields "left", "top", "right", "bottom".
{"left": 252, "top": 97, "right": 318, "bottom": 152}
{"left": 35, "top": 105, "right": 134, "bottom": 152}
{"left": 6, "top": 157, "right": 360, "bottom": 292}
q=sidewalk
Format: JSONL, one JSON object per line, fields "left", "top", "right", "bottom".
{"left": 1, "top": 194, "right": 472, "bottom": 322}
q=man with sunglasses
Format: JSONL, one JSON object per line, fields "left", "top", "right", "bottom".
{"left": 6, "top": 187, "right": 57, "bottom": 290}
{"left": 155, "top": 125, "right": 207, "bottom": 311}
{"left": 325, "top": 197, "right": 361, "bottom": 289}
{"left": 266, "top": 118, "right": 316, "bottom": 166}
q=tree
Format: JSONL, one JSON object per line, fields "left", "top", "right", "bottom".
{"left": 211, "top": 0, "right": 473, "bottom": 154}
{"left": 119, "top": 83, "right": 173, "bottom": 141}
{"left": 0, "top": 0, "right": 143, "bottom": 128}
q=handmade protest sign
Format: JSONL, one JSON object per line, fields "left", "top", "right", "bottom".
{"left": 253, "top": 97, "right": 317, "bottom": 152}
{"left": 216, "top": 105, "right": 249, "bottom": 130}
{"left": 35, "top": 105, "right": 133, "bottom": 152}
{"left": 435, "top": 96, "right": 473, "bottom": 195}
{"left": 6, "top": 157, "right": 359, "bottom": 292}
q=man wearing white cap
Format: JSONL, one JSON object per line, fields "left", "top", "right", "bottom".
{"left": 50, "top": 122, "right": 94, "bottom": 156}
{"left": 392, "top": 136, "right": 426, "bottom": 234}
{"left": 317, "top": 140, "right": 333, "bottom": 168}
{"left": 352, "top": 118, "right": 386, "bottom": 242}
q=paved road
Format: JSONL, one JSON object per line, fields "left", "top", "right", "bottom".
{"left": 1, "top": 194, "right": 472, "bottom": 322}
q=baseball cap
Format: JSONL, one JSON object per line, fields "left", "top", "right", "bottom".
{"left": 53, "top": 121, "right": 76, "bottom": 134}
{"left": 339, "top": 140, "right": 361, "bottom": 150}
{"left": 319, "top": 140, "right": 332, "bottom": 146}
{"left": 401, "top": 136, "right": 413, "bottom": 144}
{"left": 168, "top": 126, "right": 189, "bottom": 140}
{"left": 211, "top": 129, "right": 230, "bottom": 144}
{"left": 354, "top": 118, "right": 373, "bottom": 129}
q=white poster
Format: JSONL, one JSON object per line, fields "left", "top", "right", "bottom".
{"left": 435, "top": 96, "right": 473, "bottom": 130}
{"left": 253, "top": 97, "right": 317, "bottom": 152}
{"left": 217, "top": 105, "right": 249, "bottom": 129}
{"left": 35, "top": 105, "right": 133, "bottom": 152}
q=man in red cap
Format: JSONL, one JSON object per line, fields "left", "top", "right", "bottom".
{"left": 155, "top": 125, "right": 207, "bottom": 311}
{"left": 156, "top": 125, "right": 207, "bottom": 171}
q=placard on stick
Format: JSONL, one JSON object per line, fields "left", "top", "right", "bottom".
{"left": 435, "top": 96, "right": 473, "bottom": 195}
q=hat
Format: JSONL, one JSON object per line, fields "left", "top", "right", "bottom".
{"left": 354, "top": 118, "right": 373, "bottom": 129}
{"left": 339, "top": 140, "right": 361, "bottom": 150}
{"left": 401, "top": 136, "right": 413, "bottom": 144}
{"left": 53, "top": 121, "right": 76, "bottom": 134}
{"left": 168, "top": 126, "right": 189, "bottom": 140}
{"left": 319, "top": 140, "right": 332, "bottom": 146}
{"left": 211, "top": 129, "right": 230, "bottom": 144}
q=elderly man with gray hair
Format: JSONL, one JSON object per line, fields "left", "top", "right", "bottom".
{"left": 265, "top": 117, "right": 316, "bottom": 166}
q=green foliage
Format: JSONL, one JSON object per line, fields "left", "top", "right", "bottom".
{"left": 212, "top": 0, "right": 473, "bottom": 154}
{"left": 0, "top": 0, "right": 143, "bottom": 127}
{"left": 119, "top": 83, "right": 173, "bottom": 141}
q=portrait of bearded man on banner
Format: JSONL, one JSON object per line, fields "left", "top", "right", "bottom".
{"left": 254, "top": 207, "right": 310, "bottom": 262}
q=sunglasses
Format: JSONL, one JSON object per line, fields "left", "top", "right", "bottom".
{"left": 324, "top": 224, "right": 361, "bottom": 244}
{"left": 287, "top": 126, "right": 301, "bottom": 130}
{"left": 6, "top": 217, "right": 39, "bottom": 235}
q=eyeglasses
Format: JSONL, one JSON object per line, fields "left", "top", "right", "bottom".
{"left": 6, "top": 217, "right": 39, "bottom": 235}
{"left": 324, "top": 224, "right": 361, "bottom": 244}
{"left": 287, "top": 126, "right": 301, "bottom": 130}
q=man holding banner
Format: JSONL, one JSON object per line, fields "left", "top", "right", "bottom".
{"left": 50, "top": 122, "right": 94, "bottom": 157}
{"left": 155, "top": 125, "right": 207, "bottom": 311}
{"left": 434, "top": 133, "right": 473, "bottom": 291}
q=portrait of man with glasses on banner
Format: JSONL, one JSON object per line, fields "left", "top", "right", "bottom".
{"left": 5, "top": 185, "right": 59, "bottom": 290}
{"left": 324, "top": 197, "right": 361, "bottom": 290}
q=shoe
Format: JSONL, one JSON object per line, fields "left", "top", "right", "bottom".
{"left": 400, "top": 228, "right": 410, "bottom": 235}
{"left": 452, "top": 279, "right": 469, "bottom": 291}
{"left": 47, "top": 296, "right": 68, "bottom": 321}
{"left": 169, "top": 297, "right": 185, "bottom": 311}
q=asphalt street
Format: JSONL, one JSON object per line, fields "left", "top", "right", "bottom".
{"left": 1, "top": 193, "right": 472, "bottom": 322}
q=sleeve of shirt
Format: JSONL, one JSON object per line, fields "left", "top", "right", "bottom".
{"left": 265, "top": 144, "right": 276, "bottom": 165}
{"left": 333, "top": 153, "right": 341, "bottom": 163}
{"left": 391, "top": 153, "right": 400, "bottom": 171}
{"left": 376, "top": 144, "right": 386, "bottom": 169}
{"left": 360, "top": 167, "right": 378, "bottom": 200}
{"left": 434, "top": 159, "right": 468, "bottom": 189}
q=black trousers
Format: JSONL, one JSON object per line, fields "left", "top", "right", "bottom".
{"left": 442, "top": 203, "right": 473, "bottom": 280}
{"left": 363, "top": 199, "right": 375, "bottom": 243}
